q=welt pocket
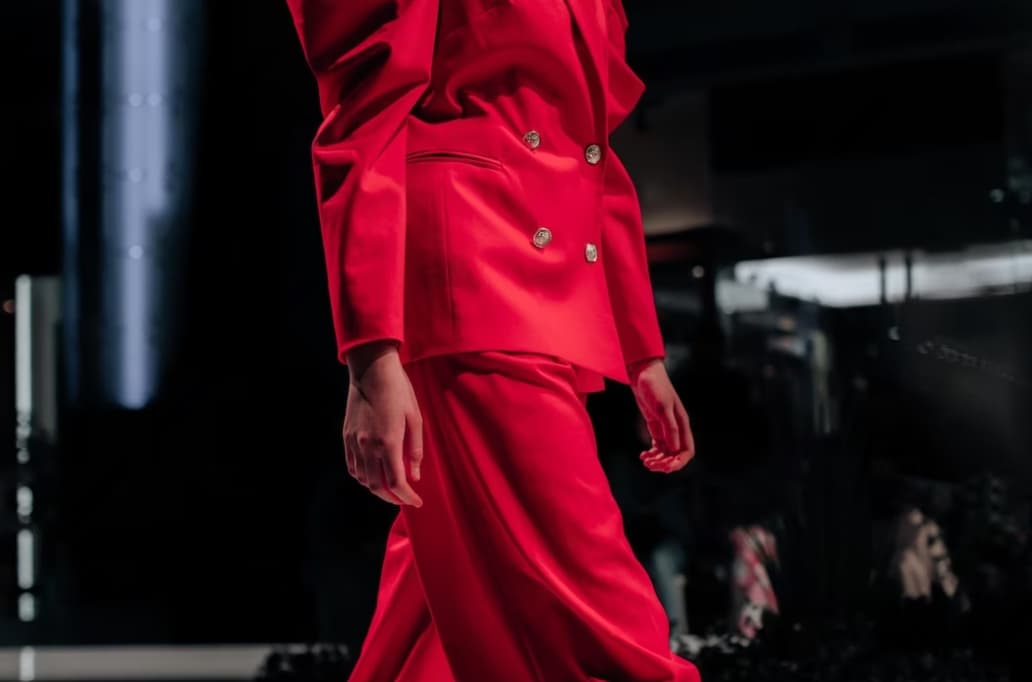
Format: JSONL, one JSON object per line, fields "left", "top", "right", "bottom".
{"left": 406, "top": 150, "right": 503, "bottom": 171}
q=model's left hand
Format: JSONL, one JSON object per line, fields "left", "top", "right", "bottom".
{"left": 628, "top": 358, "right": 695, "bottom": 473}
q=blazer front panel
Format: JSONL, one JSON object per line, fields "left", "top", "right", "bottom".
{"left": 288, "top": 0, "right": 664, "bottom": 384}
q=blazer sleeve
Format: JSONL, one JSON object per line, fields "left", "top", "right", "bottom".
{"left": 286, "top": 0, "right": 438, "bottom": 364}
{"left": 602, "top": 0, "right": 666, "bottom": 367}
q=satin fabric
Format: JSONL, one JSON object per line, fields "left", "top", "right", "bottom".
{"left": 286, "top": 0, "right": 665, "bottom": 385}
{"left": 348, "top": 352, "right": 701, "bottom": 682}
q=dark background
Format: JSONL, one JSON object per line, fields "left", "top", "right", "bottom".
{"left": 2, "top": 2, "right": 1031, "bottom": 675}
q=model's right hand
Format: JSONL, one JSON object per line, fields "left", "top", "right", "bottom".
{"left": 343, "top": 342, "right": 424, "bottom": 507}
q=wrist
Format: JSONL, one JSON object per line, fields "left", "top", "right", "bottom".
{"left": 627, "top": 356, "right": 663, "bottom": 382}
{"left": 346, "top": 339, "right": 400, "bottom": 383}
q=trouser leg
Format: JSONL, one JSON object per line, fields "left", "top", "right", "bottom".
{"left": 399, "top": 351, "right": 701, "bottom": 682}
{"left": 348, "top": 513, "right": 455, "bottom": 682}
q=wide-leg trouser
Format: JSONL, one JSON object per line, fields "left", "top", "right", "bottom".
{"left": 348, "top": 351, "right": 702, "bottom": 682}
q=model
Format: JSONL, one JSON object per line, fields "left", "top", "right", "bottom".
{"left": 286, "top": 0, "right": 701, "bottom": 679}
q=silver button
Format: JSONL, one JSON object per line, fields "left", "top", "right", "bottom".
{"left": 533, "top": 227, "right": 553, "bottom": 249}
{"left": 585, "top": 242, "right": 598, "bottom": 262}
{"left": 584, "top": 143, "right": 602, "bottom": 165}
{"left": 523, "top": 130, "right": 541, "bottom": 150}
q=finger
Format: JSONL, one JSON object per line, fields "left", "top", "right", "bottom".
{"left": 645, "top": 459, "right": 671, "bottom": 473}
{"left": 671, "top": 450, "right": 693, "bottom": 470}
{"left": 351, "top": 435, "right": 369, "bottom": 485}
{"left": 646, "top": 457, "right": 674, "bottom": 474}
{"left": 642, "top": 444, "right": 687, "bottom": 473}
{"left": 641, "top": 450, "right": 669, "bottom": 471}
{"left": 644, "top": 415, "right": 668, "bottom": 453}
{"left": 662, "top": 405, "right": 681, "bottom": 454}
{"left": 363, "top": 452, "right": 399, "bottom": 505}
{"left": 406, "top": 408, "right": 424, "bottom": 483}
{"left": 640, "top": 446, "right": 661, "bottom": 460}
{"left": 369, "top": 470, "right": 400, "bottom": 503}
{"left": 384, "top": 448, "right": 423, "bottom": 507}
{"left": 666, "top": 452, "right": 692, "bottom": 473}
{"left": 642, "top": 450, "right": 666, "bottom": 463}
{"left": 344, "top": 432, "right": 358, "bottom": 480}
{"left": 676, "top": 403, "right": 695, "bottom": 458}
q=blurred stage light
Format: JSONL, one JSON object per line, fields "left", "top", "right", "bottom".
{"left": 13, "top": 276, "right": 60, "bottom": 623}
{"left": 101, "top": 0, "right": 173, "bottom": 407}
{"left": 724, "top": 239, "right": 1032, "bottom": 310}
{"left": 66, "top": 0, "right": 204, "bottom": 408}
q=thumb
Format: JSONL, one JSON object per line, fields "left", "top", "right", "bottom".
{"left": 406, "top": 408, "right": 424, "bottom": 482}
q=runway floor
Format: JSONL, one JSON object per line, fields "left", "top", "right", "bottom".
{"left": 0, "top": 644, "right": 319, "bottom": 681}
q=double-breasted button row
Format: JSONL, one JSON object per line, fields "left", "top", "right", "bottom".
{"left": 522, "top": 130, "right": 602, "bottom": 166}
{"left": 531, "top": 227, "right": 599, "bottom": 264}
{"left": 522, "top": 130, "right": 600, "bottom": 260}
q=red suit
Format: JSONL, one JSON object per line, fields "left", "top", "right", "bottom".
{"left": 287, "top": 0, "right": 701, "bottom": 679}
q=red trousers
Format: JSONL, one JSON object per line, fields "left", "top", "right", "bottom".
{"left": 348, "top": 352, "right": 701, "bottom": 682}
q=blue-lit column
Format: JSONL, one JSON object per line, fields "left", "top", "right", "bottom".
{"left": 66, "top": 0, "right": 203, "bottom": 408}
{"left": 99, "top": 0, "right": 203, "bottom": 407}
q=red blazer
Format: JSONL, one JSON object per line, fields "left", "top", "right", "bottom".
{"left": 287, "top": 0, "right": 664, "bottom": 385}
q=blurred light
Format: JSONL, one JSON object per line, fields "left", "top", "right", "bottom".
{"left": 18, "top": 645, "right": 35, "bottom": 678}
{"left": 18, "top": 596, "right": 35, "bottom": 624}
{"left": 692, "top": 265, "right": 705, "bottom": 279}
{"left": 888, "top": 326, "right": 901, "bottom": 341}
{"left": 715, "top": 279, "right": 768, "bottom": 313}
{"left": 2, "top": 299, "right": 13, "bottom": 314}
{"left": 15, "top": 276, "right": 61, "bottom": 447}
{"left": 17, "top": 530, "right": 34, "bottom": 589}
{"left": 728, "top": 240, "right": 1032, "bottom": 310}
{"left": 16, "top": 486, "right": 33, "bottom": 522}
{"left": 98, "top": 0, "right": 203, "bottom": 408}
{"left": 15, "top": 278, "right": 33, "bottom": 427}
